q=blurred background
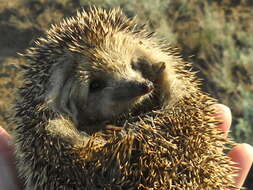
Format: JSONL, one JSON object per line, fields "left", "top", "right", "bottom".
{"left": 0, "top": 0, "right": 252, "bottom": 188}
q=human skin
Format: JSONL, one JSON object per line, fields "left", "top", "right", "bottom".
{"left": 214, "top": 104, "right": 253, "bottom": 189}
{"left": 0, "top": 104, "right": 252, "bottom": 190}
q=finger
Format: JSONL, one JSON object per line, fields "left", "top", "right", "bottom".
{"left": 0, "top": 155, "right": 21, "bottom": 190}
{"left": 0, "top": 126, "right": 13, "bottom": 162}
{"left": 213, "top": 104, "right": 232, "bottom": 138}
{"left": 0, "top": 126, "right": 11, "bottom": 152}
{"left": 0, "top": 127, "right": 21, "bottom": 190}
{"left": 228, "top": 144, "right": 253, "bottom": 188}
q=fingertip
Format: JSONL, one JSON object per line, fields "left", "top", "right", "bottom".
{"left": 228, "top": 143, "right": 253, "bottom": 164}
{"left": 241, "top": 143, "right": 253, "bottom": 154}
{"left": 228, "top": 143, "right": 253, "bottom": 188}
{"left": 0, "top": 126, "right": 10, "bottom": 138}
{"left": 213, "top": 104, "right": 232, "bottom": 136}
{"left": 0, "top": 126, "right": 11, "bottom": 151}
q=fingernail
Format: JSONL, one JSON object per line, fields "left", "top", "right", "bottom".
{"left": 241, "top": 143, "right": 253, "bottom": 156}
{"left": 213, "top": 104, "right": 230, "bottom": 115}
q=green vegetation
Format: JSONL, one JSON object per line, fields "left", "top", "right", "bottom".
{"left": 0, "top": 0, "right": 252, "bottom": 188}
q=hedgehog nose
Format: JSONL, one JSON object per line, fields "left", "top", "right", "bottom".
{"left": 140, "top": 81, "right": 154, "bottom": 94}
{"left": 112, "top": 81, "right": 154, "bottom": 101}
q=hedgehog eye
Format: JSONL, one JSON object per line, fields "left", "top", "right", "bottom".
{"left": 89, "top": 79, "right": 106, "bottom": 92}
{"left": 131, "top": 57, "right": 148, "bottom": 72}
{"left": 131, "top": 62, "right": 139, "bottom": 71}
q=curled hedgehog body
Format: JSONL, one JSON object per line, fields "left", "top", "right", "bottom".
{"left": 14, "top": 7, "right": 237, "bottom": 190}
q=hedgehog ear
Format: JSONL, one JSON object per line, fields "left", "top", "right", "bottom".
{"left": 45, "top": 56, "right": 88, "bottom": 124}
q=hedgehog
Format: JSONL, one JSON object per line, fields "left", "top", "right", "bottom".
{"left": 13, "top": 7, "right": 238, "bottom": 190}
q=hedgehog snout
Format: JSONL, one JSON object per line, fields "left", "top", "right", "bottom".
{"left": 139, "top": 81, "right": 154, "bottom": 94}
{"left": 112, "top": 81, "right": 154, "bottom": 102}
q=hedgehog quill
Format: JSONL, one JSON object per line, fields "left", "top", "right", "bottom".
{"left": 14, "top": 7, "right": 238, "bottom": 189}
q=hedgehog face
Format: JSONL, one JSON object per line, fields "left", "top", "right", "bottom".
{"left": 67, "top": 37, "right": 167, "bottom": 131}
{"left": 77, "top": 60, "right": 156, "bottom": 127}
{"left": 44, "top": 41, "right": 167, "bottom": 133}
{"left": 81, "top": 77, "right": 153, "bottom": 123}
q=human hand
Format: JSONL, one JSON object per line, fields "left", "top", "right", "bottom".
{"left": 0, "top": 104, "right": 252, "bottom": 189}
{"left": 214, "top": 104, "right": 253, "bottom": 189}
{"left": 0, "top": 127, "right": 21, "bottom": 190}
